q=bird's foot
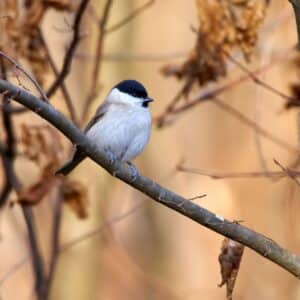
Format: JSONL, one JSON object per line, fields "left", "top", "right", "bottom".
{"left": 104, "top": 148, "right": 121, "bottom": 176}
{"left": 127, "top": 161, "right": 139, "bottom": 182}
{"left": 104, "top": 148, "right": 117, "bottom": 165}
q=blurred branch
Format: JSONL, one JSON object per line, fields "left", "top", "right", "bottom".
{"left": 45, "top": 191, "right": 63, "bottom": 299}
{"left": 290, "top": 0, "right": 300, "bottom": 49}
{"left": 0, "top": 62, "right": 46, "bottom": 299}
{"left": 213, "top": 97, "right": 298, "bottom": 154}
{"left": 39, "top": 30, "right": 79, "bottom": 125}
{"left": 224, "top": 50, "right": 298, "bottom": 105}
{"left": 0, "top": 59, "right": 15, "bottom": 207}
{"left": 47, "top": 0, "right": 90, "bottom": 98}
{"left": 0, "top": 200, "right": 144, "bottom": 287}
{"left": 61, "top": 200, "right": 144, "bottom": 251}
{"left": 0, "top": 51, "right": 48, "bottom": 101}
{"left": 273, "top": 159, "right": 300, "bottom": 186}
{"left": 21, "top": 206, "right": 46, "bottom": 299}
{"left": 178, "top": 163, "right": 300, "bottom": 180}
{"left": 105, "top": 0, "right": 154, "bottom": 34}
{"left": 82, "top": 0, "right": 113, "bottom": 122}
{"left": 156, "top": 45, "right": 295, "bottom": 127}
{"left": 76, "top": 50, "right": 188, "bottom": 62}
{"left": 1, "top": 79, "right": 300, "bottom": 278}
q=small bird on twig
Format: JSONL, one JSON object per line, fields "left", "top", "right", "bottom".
{"left": 55, "top": 79, "right": 154, "bottom": 176}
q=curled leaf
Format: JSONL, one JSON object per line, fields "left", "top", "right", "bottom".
{"left": 218, "top": 238, "right": 244, "bottom": 300}
{"left": 61, "top": 178, "right": 89, "bottom": 219}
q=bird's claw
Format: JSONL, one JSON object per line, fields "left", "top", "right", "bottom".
{"left": 104, "top": 148, "right": 121, "bottom": 176}
{"left": 104, "top": 148, "right": 117, "bottom": 165}
{"left": 127, "top": 162, "right": 139, "bottom": 182}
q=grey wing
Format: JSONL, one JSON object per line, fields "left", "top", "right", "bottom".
{"left": 84, "top": 101, "right": 109, "bottom": 133}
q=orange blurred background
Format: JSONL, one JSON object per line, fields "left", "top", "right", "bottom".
{"left": 1, "top": 1, "right": 300, "bottom": 299}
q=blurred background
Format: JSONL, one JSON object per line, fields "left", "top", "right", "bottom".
{"left": 1, "top": 0, "right": 300, "bottom": 299}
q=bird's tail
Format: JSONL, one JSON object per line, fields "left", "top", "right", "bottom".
{"left": 55, "top": 149, "right": 86, "bottom": 176}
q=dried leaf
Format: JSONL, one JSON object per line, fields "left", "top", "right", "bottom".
{"left": 0, "top": 0, "right": 74, "bottom": 85}
{"left": 161, "top": 0, "right": 268, "bottom": 95}
{"left": 61, "top": 178, "right": 89, "bottom": 219}
{"left": 218, "top": 238, "right": 244, "bottom": 300}
{"left": 18, "top": 164, "right": 54, "bottom": 205}
{"left": 20, "top": 124, "right": 62, "bottom": 168}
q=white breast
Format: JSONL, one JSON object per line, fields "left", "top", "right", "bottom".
{"left": 86, "top": 104, "right": 151, "bottom": 162}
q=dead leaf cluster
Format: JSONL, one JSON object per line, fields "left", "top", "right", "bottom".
{"left": 0, "top": 0, "right": 74, "bottom": 85}
{"left": 161, "top": 0, "right": 268, "bottom": 95}
{"left": 17, "top": 124, "right": 62, "bottom": 205}
{"left": 18, "top": 124, "right": 89, "bottom": 217}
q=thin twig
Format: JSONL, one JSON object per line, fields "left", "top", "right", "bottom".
{"left": 81, "top": 0, "right": 113, "bottom": 123}
{"left": 0, "top": 62, "right": 46, "bottom": 299}
{"left": 177, "top": 164, "right": 300, "bottom": 179}
{"left": 39, "top": 30, "right": 79, "bottom": 125}
{"left": 61, "top": 200, "right": 144, "bottom": 251}
{"left": 105, "top": 0, "right": 154, "bottom": 34}
{"left": 0, "top": 51, "right": 48, "bottom": 101}
{"left": 156, "top": 45, "right": 296, "bottom": 127}
{"left": 75, "top": 50, "right": 188, "bottom": 62}
{"left": 47, "top": 0, "right": 90, "bottom": 98}
{"left": 44, "top": 191, "right": 63, "bottom": 298}
{"left": 0, "top": 256, "right": 28, "bottom": 286}
{"left": 224, "top": 50, "right": 298, "bottom": 104}
{"left": 2, "top": 79, "right": 300, "bottom": 278}
{"left": 0, "top": 201, "right": 143, "bottom": 287}
{"left": 213, "top": 97, "right": 299, "bottom": 154}
{"left": 273, "top": 159, "right": 300, "bottom": 186}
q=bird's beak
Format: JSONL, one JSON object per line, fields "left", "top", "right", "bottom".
{"left": 146, "top": 97, "right": 154, "bottom": 103}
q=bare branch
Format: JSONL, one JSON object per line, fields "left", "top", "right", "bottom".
{"left": 47, "top": 0, "right": 90, "bottom": 98}
{"left": 105, "top": 0, "right": 154, "bottom": 34}
{"left": 213, "top": 97, "right": 298, "bottom": 154}
{"left": 224, "top": 50, "right": 298, "bottom": 105}
{"left": 39, "top": 30, "right": 79, "bottom": 125}
{"left": 81, "top": 0, "right": 113, "bottom": 123}
{"left": 178, "top": 164, "right": 300, "bottom": 180}
{"left": 156, "top": 45, "right": 295, "bottom": 127}
{"left": 1, "top": 78, "right": 300, "bottom": 278}
{"left": 0, "top": 61, "right": 46, "bottom": 299}
{"left": 0, "top": 51, "right": 48, "bottom": 101}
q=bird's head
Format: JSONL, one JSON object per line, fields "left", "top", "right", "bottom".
{"left": 107, "top": 79, "right": 154, "bottom": 108}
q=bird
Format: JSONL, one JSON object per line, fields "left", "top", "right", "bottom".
{"left": 55, "top": 79, "right": 154, "bottom": 176}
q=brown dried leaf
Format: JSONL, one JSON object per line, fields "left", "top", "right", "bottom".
{"left": 61, "top": 178, "right": 89, "bottom": 219}
{"left": 161, "top": 0, "right": 268, "bottom": 95}
{"left": 20, "top": 124, "right": 62, "bottom": 168}
{"left": 0, "top": 0, "right": 74, "bottom": 85}
{"left": 218, "top": 238, "right": 244, "bottom": 300}
{"left": 17, "top": 164, "right": 54, "bottom": 205}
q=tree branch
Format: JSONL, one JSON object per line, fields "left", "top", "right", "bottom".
{"left": 1, "top": 78, "right": 300, "bottom": 278}
{"left": 290, "top": 0, "right": 300, "bottom": 49}
{"left": 46, "top": 0, "right": 90, "bottom": 98}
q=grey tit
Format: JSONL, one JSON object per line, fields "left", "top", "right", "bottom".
{"left": 55, "top": 79, "right": 153, "bottom": 175}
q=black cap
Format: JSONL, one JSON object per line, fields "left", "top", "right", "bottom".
{"left": 114, "top": 80, "right": 148, "bottom": 98}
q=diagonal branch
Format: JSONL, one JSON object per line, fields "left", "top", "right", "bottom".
{"left": 1, "top": 78, "right": 300, "bottom": 278}
{"left": 105, "top": 0, "right": 154, "bottom": 34}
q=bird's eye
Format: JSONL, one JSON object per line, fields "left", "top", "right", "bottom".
{"left": 142, "top": 101, "right": 149, "bottom": 108}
